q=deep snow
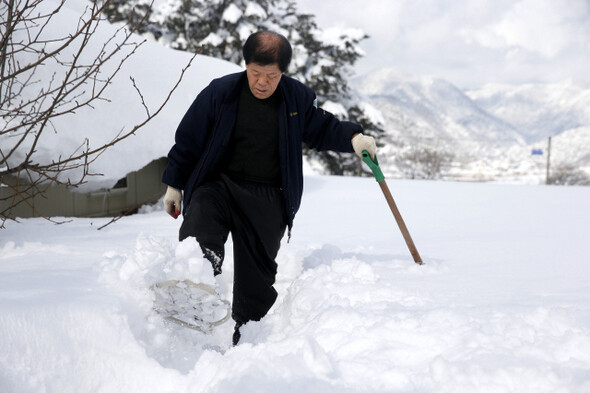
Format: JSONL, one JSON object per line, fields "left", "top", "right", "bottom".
{"left": 3, "top": 3, "right": 590, "bottom": 391}
{"left": 1, "top": 176, "right": 590, "bottom": 392}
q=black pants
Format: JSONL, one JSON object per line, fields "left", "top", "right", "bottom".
{"left": 179, "top": 174, "right": 286, "bottom": 324}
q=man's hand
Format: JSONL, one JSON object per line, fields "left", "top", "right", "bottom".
{"left": 163, "top": 186, "right": 182, "bottom": 219}
{"left": 352, "top": 133, "right": 377, "bottom": 160}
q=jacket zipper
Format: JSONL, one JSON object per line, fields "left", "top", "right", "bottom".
{"left": 279, "top": 100, "right": 293, "bottom": 243}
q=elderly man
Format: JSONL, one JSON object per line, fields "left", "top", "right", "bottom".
{"left": 162, "top": 31, "right": 376, "bottom": 345}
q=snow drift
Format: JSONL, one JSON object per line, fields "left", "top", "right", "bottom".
{"left": 1, "top": 175, "right": 590, "bottom": 392}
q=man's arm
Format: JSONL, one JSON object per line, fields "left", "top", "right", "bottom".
{"left": 162, "top": 85, "right": 217, "bottom": 190}
{"left": 161, "top": 84, "right": 217, "bottom": 218}
{"left": 302, "top": 91, "right": 375, "bottom": 157}
{"left": 302, "top": 102, "right": 361, "bottom": 152}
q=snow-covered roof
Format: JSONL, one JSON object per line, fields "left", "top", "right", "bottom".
{"left": 4, "top": 0, "right": 242, "bottom": 192}
{"left": 80, "top": 48, "right": 241, "bottom": 191}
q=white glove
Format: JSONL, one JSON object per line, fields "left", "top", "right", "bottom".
{"left": 351, "top": 133, "right": 377, "bottom": 160}
{"left": 163, "top": 186, "right": 182, "bottom": 219}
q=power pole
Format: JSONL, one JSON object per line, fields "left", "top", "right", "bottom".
{"left": 545, "top": 136, "right": 552, "bottom": 185}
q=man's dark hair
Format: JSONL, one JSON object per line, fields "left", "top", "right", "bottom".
{"left": 243, "top": 31, "right": 292, "bottom": 72}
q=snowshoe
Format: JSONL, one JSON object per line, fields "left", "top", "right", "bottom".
{"left": 149, "top": 279, "right": 231, "bottom": 333}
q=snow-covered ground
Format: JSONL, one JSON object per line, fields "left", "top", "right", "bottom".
{"left": 2, "top": 175, "right": 589, "bottom": 392}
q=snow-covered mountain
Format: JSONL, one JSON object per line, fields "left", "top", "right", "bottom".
{"left": 353, "top": 68, "right": 590, "bottom": 183}
{"left": 353, "top": 68, "right": 524, "bottom": 151}
{"left": 468, "top": 82, "right": 590, "bottom": 176}
{"left": 467, "top": 81, "right": 590, "bottom": 144}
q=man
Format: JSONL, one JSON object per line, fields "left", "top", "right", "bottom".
{"left": 162, "top": 31, "right": 376, "bottom": 345}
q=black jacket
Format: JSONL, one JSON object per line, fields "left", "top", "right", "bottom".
{"left": 162, "top": 71, "right": 362, "bottom": 229}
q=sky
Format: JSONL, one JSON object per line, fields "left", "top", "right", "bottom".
{"left": 295, "top": 0, "right": 590, "bottom": 89}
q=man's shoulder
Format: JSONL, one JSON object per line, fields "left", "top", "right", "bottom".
{"left": 203, "top": 71, "right": 246, "bottom": 101}
{"left": 208, "top": 71, "right": 245, "bottom": 94}
{"left": 210, "top": 71, "right": 245, "bottom": 87}
{"left": 279, "top": 74, "right": 314, "bottom": 101}
{"left": 280, "top": 74, "right": 311, "bottom": 91}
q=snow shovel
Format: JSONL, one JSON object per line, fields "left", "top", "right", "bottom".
{"left": 362, "top": 151, "right": 423, "bottom": 265}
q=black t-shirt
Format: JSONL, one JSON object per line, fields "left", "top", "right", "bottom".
{"left": 223, "top": 80, "right": 281, "bottom": 185}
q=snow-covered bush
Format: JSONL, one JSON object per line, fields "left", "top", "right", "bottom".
{"left": 548, "top": 165, "right": 590, "bottom": 186}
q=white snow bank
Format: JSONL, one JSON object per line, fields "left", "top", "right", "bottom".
{"left": 1, "top": 176, "right": 590, "bottom": 392}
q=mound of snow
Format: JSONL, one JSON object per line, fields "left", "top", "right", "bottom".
{"left": 1, "top": 175, "right": 590, "bottom": 392}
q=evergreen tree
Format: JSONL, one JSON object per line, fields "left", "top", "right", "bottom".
{"left": 100, "top": 0, "right": 153, "bottom": 28}
{"left": 151, "top": 0, "right": 276, "bottom": 63}
{"left": 103, "top": 0, "right": 383, "bottom": 176}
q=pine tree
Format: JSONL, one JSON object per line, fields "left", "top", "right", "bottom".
{"left": 103, "top": 0, "right": 383, "bottom": 176}
{"left": 151, "top": 0, "right": 275, "bottom": 63}
{"left": 100, "top": 0, "right": 153, "bottom": 28}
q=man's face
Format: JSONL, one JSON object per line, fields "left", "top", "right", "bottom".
{"left": 246, "top": 63, "right": 282, "bottom": 99}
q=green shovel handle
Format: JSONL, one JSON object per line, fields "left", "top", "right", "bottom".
{"left": 362, "top": 150, "right": 385, "bottom": 182}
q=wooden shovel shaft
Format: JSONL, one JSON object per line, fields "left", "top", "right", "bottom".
{"left": 378, "top": 180, "right": 423, "bottom": 265}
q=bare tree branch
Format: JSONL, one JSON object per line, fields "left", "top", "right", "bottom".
{"left": 1, "top": 0, "right": 196, "bottom": 225}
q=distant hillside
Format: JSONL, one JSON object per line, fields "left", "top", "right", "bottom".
{"left": 352, "top": 68, "right": 590, "bottom": 183}
{"left": 352, "top": 68, "right": 523, "bottom": 151}
{"left": 467, "top": 81, "right": 590, "bottom": 144}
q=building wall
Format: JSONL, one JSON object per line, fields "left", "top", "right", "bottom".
{"left": 0, "top": 157, "right": 168, "bottom": 219}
